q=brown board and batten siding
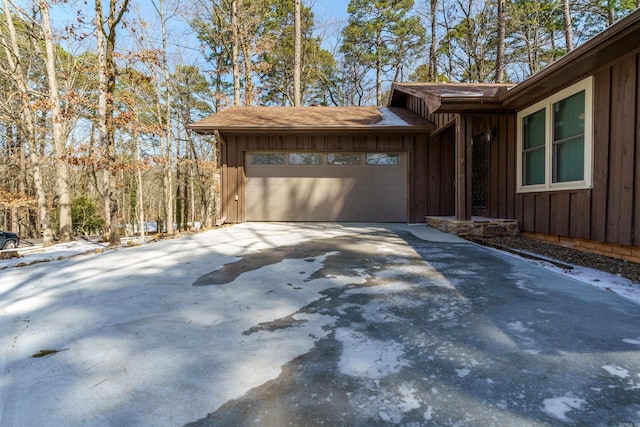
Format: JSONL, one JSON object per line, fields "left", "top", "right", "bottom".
{"left": 405, "top": 94, "right": 456, "bottom": 129}
{"left": 515, "top": 51, "right": 640, "bottom": 247}
{"left": 218, "top": 132, "right": 430, "bottom": 223}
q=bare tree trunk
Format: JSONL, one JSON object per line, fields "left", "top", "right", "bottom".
{"left": 495, "top": 0, "right": 506, "bottom": 82}
{"left": 134, "top": 127, "right": 145, "bottom": 240}
{"left": 94, "top": 0, "right": 128, "bottom": 246}
{"left": 562, "top": 0, "right": 573, "bottom": 52}
{"left": 231, "top": 0, "right": 241, "bottom": 106}
{"left": 39, "top": 0, "right": 73, "bottom": 242}
{"left": 293, "top": 0, "right": 302, "bottom": 106}
{"left": 240, "top": 38, "right": 254, "bottom": 105}
{"left": 153, "top": 0, "right": 174, "bottom": 235}
{"left": 429, "top": 0, "right": 438, "bottom": 81}
{"left": 375, "top": 33, "right": 382, "bottom": 106}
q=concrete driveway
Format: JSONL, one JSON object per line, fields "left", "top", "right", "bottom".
{"left": 188, "top": 223, "right": 640, "bottom": 426}
{"left": 2, "top": 223, "right": 639, "bottom": 426}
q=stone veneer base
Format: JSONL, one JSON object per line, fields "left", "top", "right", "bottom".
{"left": 425, "top": 216, "right": 520, "bottom": 237}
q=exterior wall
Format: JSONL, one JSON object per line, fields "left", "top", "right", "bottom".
{"left": 515, "top": 52, "right": 640, "bottom": 247}
{"left": 404, "top": 95, "right": 456, "bottom": 128}
{"left": 423, "top": 126, "right": 455, "bottom": 216}
{"left": 218, "top": 132, "right": 430, "bottom": 223}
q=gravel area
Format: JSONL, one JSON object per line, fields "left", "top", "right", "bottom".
{"left": 464, "top": 235, "right": 640, "bottom": 284}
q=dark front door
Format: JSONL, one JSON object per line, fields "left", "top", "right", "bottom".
{"left": 471, "top": 132, "right": 489, "bottom": 215}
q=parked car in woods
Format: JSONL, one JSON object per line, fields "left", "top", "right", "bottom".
{"left": 0, "top": 230, "right": 19, "bottom": 249}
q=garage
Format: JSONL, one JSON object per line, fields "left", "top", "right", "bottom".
{"left": 245, "top": 152, "right": 407, "bottom": 222}
{"left": 188, "top": 106, "right": 435, "bottom": 223}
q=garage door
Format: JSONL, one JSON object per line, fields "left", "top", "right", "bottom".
{"left": 245, "top": 152, "right": 407, "bottom": 222}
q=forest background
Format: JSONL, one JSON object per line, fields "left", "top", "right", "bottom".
{"left": 1, "top": 0, "right": 637, "bottom": 246}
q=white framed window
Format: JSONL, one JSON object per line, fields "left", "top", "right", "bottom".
{"left": 516, "top": 77, "right": 593, "bottom": 193}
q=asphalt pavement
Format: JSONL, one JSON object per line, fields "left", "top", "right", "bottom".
{"left": 186, "top": 224, "right": 640, "bottom": 426}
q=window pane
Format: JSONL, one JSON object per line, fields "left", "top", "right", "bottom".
{"left": 366, "top": 153, "right": 400, "bottom": 165}
{"left": 251, "top": 153, "right": 284, "bottom": 165}
{"left": 522, "top": 108, "right": 545, "bottom": 186}
{"left": 524, "top": 147, "right": 545, "bottom": 185}
{"left": 289, "top": 153, "right": 322, "bottom": 165}
{"left": 554, "top": 90, "right": 585, "bottom": 142}
{"left": 328, "top": 153, "right": 360, "bottom": 165}
{"left": 554, "top": 137, "right": 584, "bottom": 182}
{"left": 523, "top": 109, "right": 545, "bottom": 150}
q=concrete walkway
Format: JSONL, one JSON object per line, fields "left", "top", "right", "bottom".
{"left": 187, "top": 224, "right": 640, "bottom": 426}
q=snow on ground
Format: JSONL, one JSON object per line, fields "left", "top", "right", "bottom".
{"left": 0, "top": 224, "right": 377, "bottom": 426}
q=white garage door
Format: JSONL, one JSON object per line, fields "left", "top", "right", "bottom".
{"left": 245, "top": 152, "right": 407, "bottom": 222}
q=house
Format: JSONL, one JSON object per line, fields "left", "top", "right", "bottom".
{"left": 189, "top": 8, "right": 640, "bottom": 260}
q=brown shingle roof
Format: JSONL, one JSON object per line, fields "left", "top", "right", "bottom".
{"left": 189, "top": 106, "right": 436, "bottom": 134}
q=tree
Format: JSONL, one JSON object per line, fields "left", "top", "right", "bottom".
{"left": 428, "top": 0, "right": 438, "bottom": 81}
{"left": 561, "top": 0, "right": 573, "bottom": 52}
{"left": 94, "top": 0, "right": 130, "bottom": 246}
{"left": 71, "top": 196, "right": 105, "bottom": 235}
{"left": 38, "top": 0, "right": 73, "bottom": 242}
{"left": 495, "top": 0, "right": 506, "bottom": 81}
{"left": 293, "top": 0, "right": 301, "bottom": 105}
{"left": 506, "top": 0, "right": 563, "bottom": 78}
{"left": 440, "top": 0, "right": 497, "bottom": 82}
{"left": 341, "top": 0, "right": 425, "bottom": 105}
{"left": 1, "top": 1, "right": 54, "bottom": 245}
{"left": 257, "top": 0, "right": 338, "bottom": 105}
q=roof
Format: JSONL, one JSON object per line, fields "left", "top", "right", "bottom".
{"left": 389, "top": 8, "right": 640, "bottom": 113}
{"left": 389, "top": 83, "right": 514, "bottom": 114}
{"left": 189, "top": 106, "right": 436, "bottom": 134}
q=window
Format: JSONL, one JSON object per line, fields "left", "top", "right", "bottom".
{"left": 328, "top": 153, "right": 360, "bottom": 165}
{"left": 251, "top": 153, "right": 285, "bottom": 165}
{"left": 517, "top": 77, "right": 593, "bottom": 192}
{"left": 289, "top": 153, "right": 322, "bottom": 165}
{"left": 366, "top": 153, "right": 400, "bottom": 165}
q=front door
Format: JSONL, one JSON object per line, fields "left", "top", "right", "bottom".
{"left": 471, "top": 132, "right": 489, "bottom": 216}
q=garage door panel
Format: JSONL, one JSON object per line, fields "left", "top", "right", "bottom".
{"left": 245, "top": 152, "right": 407, "bottom": 222}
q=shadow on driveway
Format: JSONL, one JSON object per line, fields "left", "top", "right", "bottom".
{"left": 187, "top": 225, "right": 640, "bottom": 426}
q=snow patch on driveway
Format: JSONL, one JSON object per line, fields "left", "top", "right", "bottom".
{"left": 335, "top": 328, "right": 409, "bottom": 379}
{"left": 602, "top": 365, "right": 630, "bottom": 379}
{"left": 542, "top": 396, "right": 587, "bottom": 422}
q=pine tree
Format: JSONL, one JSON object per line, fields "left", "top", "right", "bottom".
{"left": 340, "top": 0, "right": 425, "bottom": 105}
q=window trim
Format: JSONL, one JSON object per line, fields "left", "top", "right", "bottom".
{"left": 516, "top": 77, "right": 594, "bottom": 193}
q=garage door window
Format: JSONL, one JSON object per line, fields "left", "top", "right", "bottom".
{"left": 366, "top": 153, "right": 400, "bottom": 165}
{"left": 328, "top": 153, "right": 360, "bottom": 165}
{"left": 250, "top": 153, "right": 285, "bottom": 165}
{"left": 289, "top": 153, "right": 322, "bottom": 165}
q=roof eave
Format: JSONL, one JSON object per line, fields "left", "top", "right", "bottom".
{"left": 189, "top": 125, "right": 436, "bottom": 135}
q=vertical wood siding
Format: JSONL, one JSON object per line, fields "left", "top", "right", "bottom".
{"left": 424, "top": 127, "right": 455, "bottom": 216}
{"left": 516, "top": 52, "right": 640, "bottom": 246}
{"left": 219, "top": 133, "right": 431, "bottom": 223}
